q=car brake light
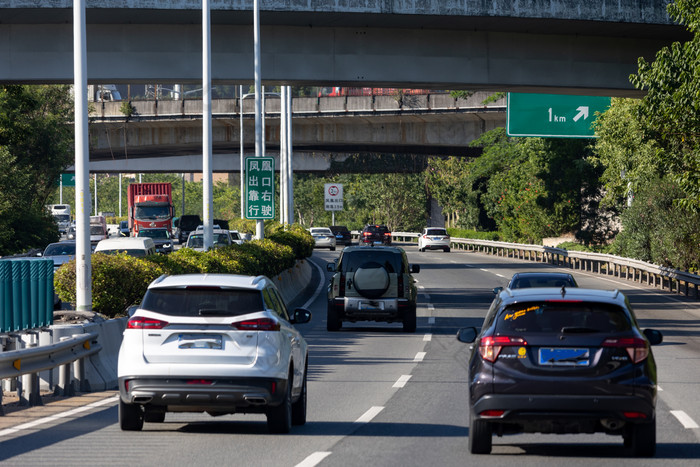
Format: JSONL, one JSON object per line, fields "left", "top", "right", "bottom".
{"left": 127, "top": 316, "right": 169, "bottom": 329}
{"left": 384, "top": 232, "right": 391, "bottom": 236}
{"left": 363, "top": 232, "right": 371, "bottom": 236}
{"left": 232, "top": 318, "right": 281, "bottom": 331}
{"left": 623, "top": 412, "right": 648, "bottom": 419}
{"left": 187, "top": 379, "right": 213, "bottom": 385}
{"left": 602, "top": 337, "right": 649, "bottom": 363}
{"left": 479, "top": 335, "right": 527, "bottom": 362}
{"left": 480, "top": 409, "right": 505, "bottom": 418}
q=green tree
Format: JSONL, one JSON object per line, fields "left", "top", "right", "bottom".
{"left": 629, "top": 0, "right": 700, "bottom": 210}
{"left": 0, "top": 85, "right": 73, "bottom": 255}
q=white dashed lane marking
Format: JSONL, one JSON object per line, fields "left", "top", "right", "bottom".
{"left": 393, "top": 375, "right": 412, "bottom": 388}
{"left": 295, "top": 452, "right": 332, "bottom": 467}
{"left": 671, "top": 410, "right": 700, "bottom": 429}
{"left": 423, "top": 334, "right": 432, "bottom": 342}
{"left": 414, "top": 352, "right": 426, "bottom": 362}
{"left": 356, "top": 406, "right": 384, "bottom": 423}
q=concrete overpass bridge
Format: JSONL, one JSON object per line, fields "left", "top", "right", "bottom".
{"left": 1, "top": 1, "right": 689, "bottom": 96}
{"left": 84, "top": 91, "right": 505, "bottom": 173}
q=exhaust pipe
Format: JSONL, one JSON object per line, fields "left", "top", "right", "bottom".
{"left": 601, "top": 418, "right": 625, "bottom": 431}
{"left": 244, "top": 395, "right": 267, "bottom": 405}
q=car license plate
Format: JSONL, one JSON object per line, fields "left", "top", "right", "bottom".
{"left": 431, "top": 237, "right": 441, "bottom": 241}
{"left": 178, "top": 333, "right": 222, "bottom": 350}
{"left": 538, "top": 348, "right": 589, "bottom": 366}
{"left": 359, "top": 301, "right": 384, "bottom": 311}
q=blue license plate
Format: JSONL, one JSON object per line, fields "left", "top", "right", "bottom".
{"left": 538, "top": 348, "right": 589, "bottom": 366}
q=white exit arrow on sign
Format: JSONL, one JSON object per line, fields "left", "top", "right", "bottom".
{"left": 573, "top": 106, "right": 589, "bottom": 122}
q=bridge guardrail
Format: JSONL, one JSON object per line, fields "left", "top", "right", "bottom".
{"left": 381, "top": 232, "right": 699, "bottom": 298}
{"left": 0, "top": 332, "right": 101, "bottom": 413}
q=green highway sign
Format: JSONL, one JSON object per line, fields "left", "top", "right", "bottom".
{"left": 506, "top": 93, "right": 611, "bottom": 138}
{"left": 61, "top": 173, "right": 75, "bottom": 187}
{"left": 245, "top": 156, "right": 275, "bottom": 219}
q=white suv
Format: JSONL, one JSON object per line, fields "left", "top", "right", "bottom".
{"left": 118, "top": 274, "right": 312, "bottom": 433}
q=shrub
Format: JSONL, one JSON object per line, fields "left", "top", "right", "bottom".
{"left": 446, "top": 228, "right": 501, "bottom": 241}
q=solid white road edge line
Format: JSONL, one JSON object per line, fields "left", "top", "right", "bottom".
{"left": 295, "top": 452, "right": 332, "bottom": 467}
{"left": 302, "top": 258, "right": 327, "bottom": 310}
{"left": 0, "top": 395, "right": 119, "bottom": 438}
{"left": 670, "top": 410, "right": 700, "bottom": 429}
{"left": 414, "top": 352, "right": 426, "bottom": 362}
{"left": 356, "top": 406, "right": 384, "bottom": 423}
{"left": 393, "top": 375, "right": 412, "bottom": 388}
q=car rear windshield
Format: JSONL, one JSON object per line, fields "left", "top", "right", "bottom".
{"left": 44, "top": 244, "right": 76, "bottom": 256}
{"left": 511, "top": 276, "right": 576, "bottom": 288}
{"left": 496, "top": 302, "right": 632, "bottom": 334}
{"left": 140, "top": 288, "right": 264, "bottom": 317}
{"left": 426, "top": 228, "right": 447, "bottom": 236}
{"left": 340, "top": 250, "right": 404, "bottom": 273}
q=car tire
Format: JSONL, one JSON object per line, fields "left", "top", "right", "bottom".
{"left": 469, "top": 416, "right": 492, "bottom": 454}
{"left": 331, "top": 246, "right": 336, "bottom": 251}
{"left": 327, "top": 302, "right": 341, "bottom": 331}
{"left": 119, "top": 399, "right": 144, "bottom": 431}
{"left": 444, "top": 247, "right": 450, "bottom": 252}
{"left": 291, "top": 362, "right": 307, "bottom": 426}
{"left": 403, "top": 304, "right": 417, "bottom": 333}
{"left": 353, "top": 262, "right": 390, "bottom": 299}
{"left": 143, "top": 408, "right": 166, "bottom": 423}
{"left": 628, "top": 418, "right": 656, "bottom": 457}
{"left": 267, "top": 375, "right": 293, "bottom": 434}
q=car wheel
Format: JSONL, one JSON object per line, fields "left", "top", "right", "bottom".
{"left": 353, "top": 262, "right": 390, "bottom": 299}
{"left": 267, "top": 374, "right": 293, "bottom": 434}
{"left": 469, "top": 416, "right": 492, "bottom": 454}
{"left": 291, "top": 362, "right": 307, "bottom": 426}
{"left": 119, "top": 399, "right": 144, "bottom": 431}
{"left": 628, "top": 418, "right": 656, "bottom": 457}
{"left": 327, "top": 302, "right": 341, "bottom": 331}
{"left": 331, "top": 246, "right": 336, "bottom": 251}
{"left": 444, "top": 247, "right": 450, "bottom": 252}
{"left": 143, "top": 408, "right": 166, "bottom": 423}
{"left": 403, "top": 304, "right": 417, "bottom": 333}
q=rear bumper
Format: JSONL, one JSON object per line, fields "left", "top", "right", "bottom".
{"left": 330, "top": 297, "right": 411, "bottom": 322}
{"left": 119, "top": 376, "right": 288, "bottom": 412}
{"left": 472, "top": 394, "right": 655, "bottom": 432}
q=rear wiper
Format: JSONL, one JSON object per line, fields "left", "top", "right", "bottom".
{"left": 560, "top": 327, "right": 600, "bottom": 334}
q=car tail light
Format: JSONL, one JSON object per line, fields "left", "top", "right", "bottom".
{"left": 623, "top": 412, "right": 648, "bottom": 419}
{"left": 480, "top": 409, "right": 505, "bottom": 418}
{"left": 479, "top": 335, "right": 527, "bottom": 362}
{"left": 602, "top": 337, "right": 649, "bottom": 363}
{"left": 127, "top": 316, "right": 169, "bottom": 329}
{"left": 339, "top": 273, "right": 346, "bottom": 297}
{"left": 232, "top": 318, "right": 281, "bottom": 331}
{"left": 384, "top": 232, "right": 391, "bottom": 237}
{"left": 187, "top": 379, "right": 213, "bottom": 385}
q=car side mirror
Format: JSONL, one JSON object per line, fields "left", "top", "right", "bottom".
{"left": 493, "top": 286, "right": 503, "bottom": 295}
{"left": 456, "top": 327, "right": 478, "bottom": 343}
{"left": 643, "top": 328, "right": 663, "bottom": 346}
{"left": 326, "top": 263, "right": 336, "bottom": 272}
{"left": 411, "top": 264, "right": 420, "bottom": 274}
{"left": 291, "top": 308, "right": 312, "bottom": 324}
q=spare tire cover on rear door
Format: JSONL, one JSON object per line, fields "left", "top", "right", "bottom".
{"left": 353, "top": 262, "right": 390, "bottom": 299}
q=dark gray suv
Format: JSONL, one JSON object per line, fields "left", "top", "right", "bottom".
{"left": 458, "top": 287, "right": 662, "bottom": 457}
{"left": 326, "top": 246, "right": 419, "bottom": 332}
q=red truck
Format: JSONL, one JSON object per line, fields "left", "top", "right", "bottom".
{"left": 127, "top": 183, "right": 174, "bottom": 236}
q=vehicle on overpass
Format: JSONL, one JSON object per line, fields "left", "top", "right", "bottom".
{"left": 128, "top": 183, "right": 174, "bottom": 237}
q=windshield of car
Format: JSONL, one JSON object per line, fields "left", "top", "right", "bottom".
{"left": 365, "top": 225, "right": 389, "bottom": 234}
{"left": 187, "top": 235, "right": 204, "bottom": 248}
{"left": 214, "top": 233, "right": 231, "bottom": 245}
{"left": 425, "top": 228, "right": 447, "bottom": 236}
{"left": 340, "top": 250, "right": 404, "bottom": 274}
{"left": 138, "top": 229, "right": 170, "bottom": 239}
{"left": 134, "top": 206, "right": 170, "bottom": 220}
{"left": 311, "top": 228, "right": 332, "bottom": 235}
{"left": 90, "top": 225, "right": 105, "bottom": 235}
{"left": 96, "top": 249, "right": 148, "bottom": 257}
{"left": 43, "top": 243, "right": 76, "bottom": 256}
{"left": 510, "top": 276, "right": 577, "bottom": 288}
{"left": 140, "top": 288, "right": 264, "bottom": 317}
{"left": 496, "top": 302, "right": 632, "bottom": 334}
{"left": 53, "top": 214, "right": 71, "bottom": 223}
{"left": 230, "top": 231, "right": 241, "bottom": 240}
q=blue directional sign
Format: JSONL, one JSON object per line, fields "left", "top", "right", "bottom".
{"left": 507, "top": 93, "right": 611, "bottom": 138}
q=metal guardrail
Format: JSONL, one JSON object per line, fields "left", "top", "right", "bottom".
{"left": 0, "top": 332, "right": 102, "bottom": 413}
{"left": 377, "top": 232, "right": 699, "bottom": 298}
